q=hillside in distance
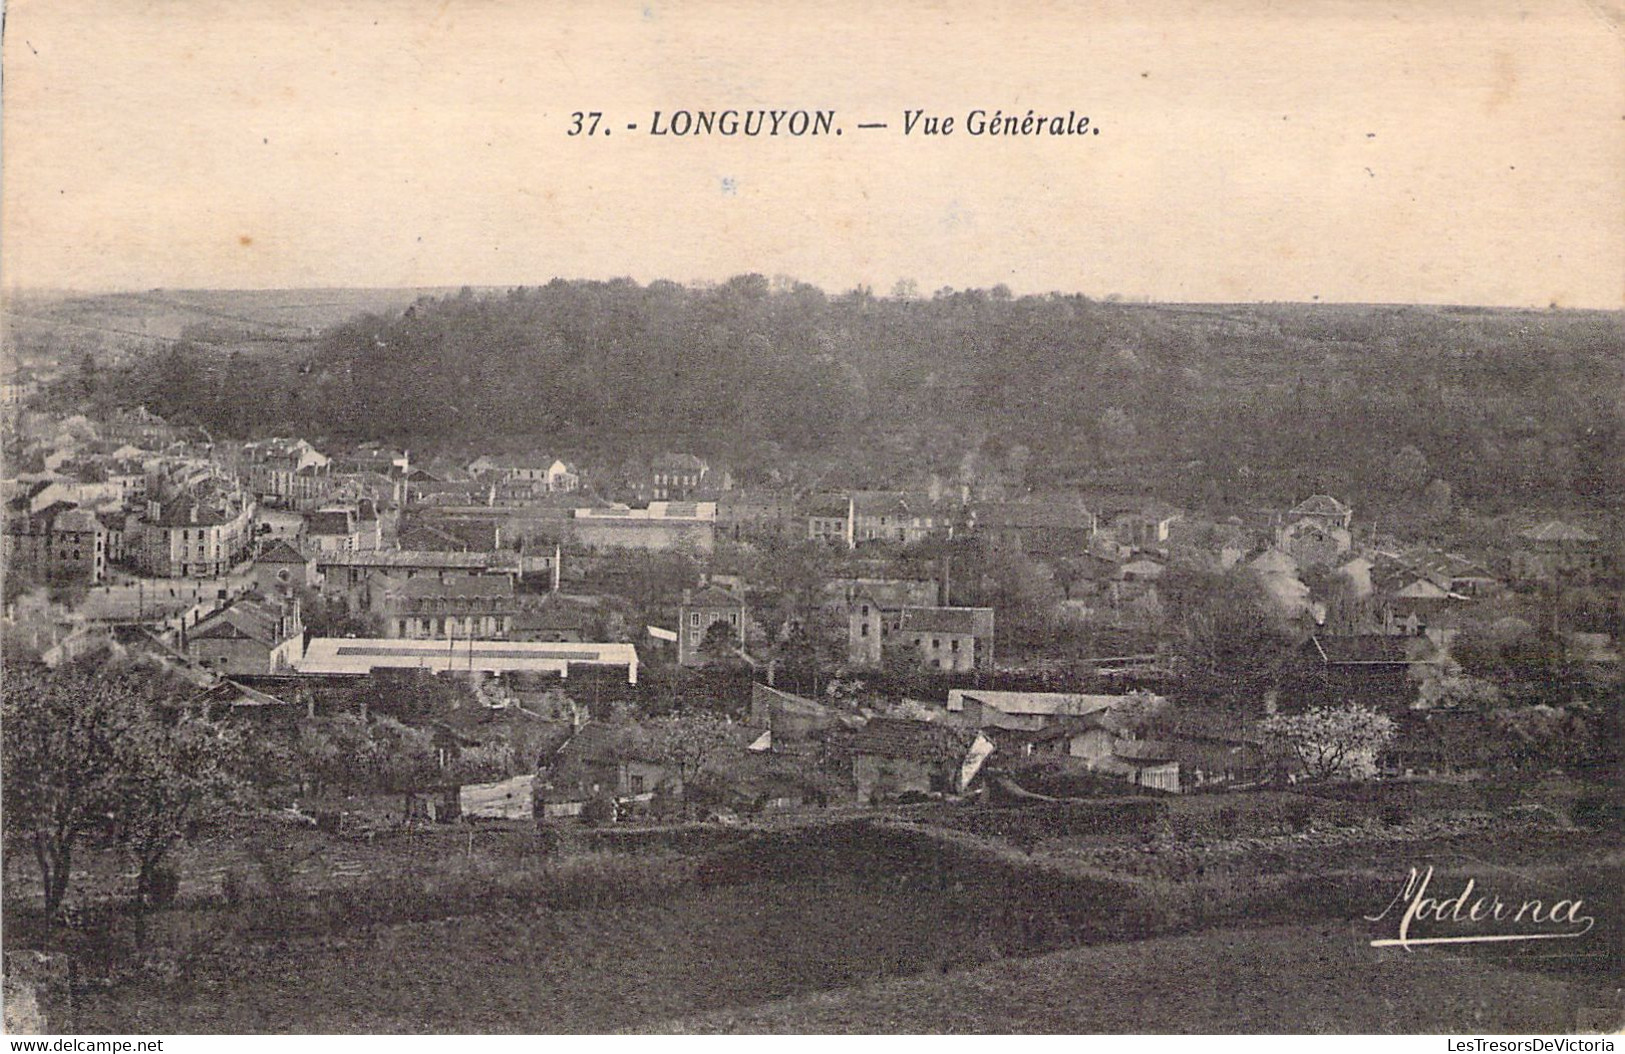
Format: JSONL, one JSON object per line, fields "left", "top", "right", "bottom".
{"left": 26, "top": 277, "right": 1625, "bottom": 514}
{"left": 4, "top": 287, "right": 470, "bottom": 369}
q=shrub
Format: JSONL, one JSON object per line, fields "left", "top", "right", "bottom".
{"left": 580, "top": 794, "right": 617, "bottom": 828}
{"left": 1283, "top": 800, "right": 1314, "bottom": 832}
{"left": 1571, "top": 790, "right": 1624, "bottom": 831}
{"left": 534, "top": 822, "right": 563, "bottom": 855}
{"left": 1479, "top": 781, "right": 1522, "bottom": 811}
{"left": 143, "top": 864, "right": 180, "bottom": 908}
{"left": 220, "top": 867, "right": 249, "bottom": 906}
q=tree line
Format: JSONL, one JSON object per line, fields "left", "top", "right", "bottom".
{"left": 43, "top": 279, "right": 1622, "bottom": 512}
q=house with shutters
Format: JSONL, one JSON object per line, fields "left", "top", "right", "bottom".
{"left": 649, "top": 453, "right": 709, "bottom": 501}
{"left": 851, "top": 491, "right": 944, "bottom": 547}
{"left": 241, "top": 437, "right": 332, "bottom": 509}
{"left": 372, "top": 573, "right": 517, "bottom": 640}
{"left": 134, "top": 484, "right": 256, "bottom": 578}
{"left": 896, "top": 606, "right": 995, "bottom": 672}
{"left": 806, "top": 495, "right": 855, "bottom": 546}
{"left": 677, "top": 583, "right": 747, "bottom": 666}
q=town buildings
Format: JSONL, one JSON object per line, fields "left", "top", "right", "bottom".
{"left": 134, "top": 485, "right": 255, "bottom": 578}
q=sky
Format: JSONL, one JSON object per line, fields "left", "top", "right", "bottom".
{"left": 3, "top": 0, "right": 1622, "bottom": 306}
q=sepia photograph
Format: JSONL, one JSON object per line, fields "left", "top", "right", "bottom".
{"left": 1, "top": 0, "right": 1621, "bottom": 1039}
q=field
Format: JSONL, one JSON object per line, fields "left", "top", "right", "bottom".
{"left": 653, "top": 921, "right": 1611, "bottom": 1034}
{"left": 5, "top": 791, "right": 1620, "bottom": 1034}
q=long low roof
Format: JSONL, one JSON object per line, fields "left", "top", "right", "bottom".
{"left": 298, "top": 637, "right": 638, "bottom": 681}
{"left": 315, "top": 549, "right": 511, "bottom": 569}
{"left": 947, "top": 689, "right": 1159, "bottom": 716}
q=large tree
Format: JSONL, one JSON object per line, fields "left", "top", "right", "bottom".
{"left": 640, "top": 712, "right": 738, "bottom": 789}
{"left": 2, "top": 658, "right": 238, "bottom": 917}
{"left": 115, "top": 714, "right": 243, "bottom": 906}
{"left": 1261, "top": 704, "right": 1397, "bottom": 781}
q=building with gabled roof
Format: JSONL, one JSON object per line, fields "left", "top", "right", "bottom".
{"left": 947, "top": 688, "right": 1162, "bottom": 731}
{"left": 851, "top": 490, "right": 944, "bottom": 546}
{"left": 745, "top": 683, "right": 858, "bottom": 755}
{"left": 825, "top": 577, "right": 941, "bottom": 667}
{"left": 843, "top": 718, "right": 993, "bottom": 803}
{"left": 649, "top": 453, "right": 709, "bottom": 501}
{"left": 3, "top": 501, "right": 110, "bottom": 584}
{"left": 1511, "top": 520, "right": 1607, "bottom": 583}
{"left": 1287, "top": 494, "right": 1353, "bottom": 530}
{"left": 251, "top": 539, "right": 318, "bottom": 593}
{"left": 306, "top": 508, "right": 359, "bottom": 551}
{"left": 965, "top": 500, "right": 1098, "bottom": 559}
{"left": 897, "top": 606, "right": 995, "bottom": 672}
{"left": 135, "top": 485, "right": 256, "bottom": 578}
{"left": 184, "top": 592, "right": 304, "bottom": 675}
{"left": 539, "top": 720, "right": 675, "bottom": 804}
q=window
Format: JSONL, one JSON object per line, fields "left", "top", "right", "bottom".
{"left": 951, "top": 639, "right": 960, "bottom": 651}
{"left": 729, "top": 612, "right": 738, "bottom": 625}
{"left": 690, "top": 612, "right": 701, "bottom": 627}
{"left": 629, "top": 775, "right": 645, "bottom": 795}
{"left": 932, "top": 638, "right": 941, "bottom": 650}
{"left": 860, "top": 624, "right": 869, "bottom": 637}
{"left": 861, "top": 605, "right": 869, "bottom": 617}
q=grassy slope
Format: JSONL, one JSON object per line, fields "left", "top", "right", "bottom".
{"left": 77, "top": 877, "right": 1010, "bottom": 1034}
{"left": 649, "top": 920, "right": 1604, "bottom": 1034}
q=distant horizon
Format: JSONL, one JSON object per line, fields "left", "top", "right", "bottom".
{"left": 3, "top": 280, "right": 1620, "bottom": 315}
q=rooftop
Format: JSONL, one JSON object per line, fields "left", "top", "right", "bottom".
{"left": 190, "top": 594, "right": 297, "bottom": 648}
{"left": 298, "top": 637, "right": 639, "bottom": 680}
{"left": 306, "top": 510, "right": 355, "bottom": 535}
{"left": 254, "top": 540, "right": 311, "bottom": 564}
{"left": 1289, "top": 494, "right": 1352, "bottom": 517}
{"left": 315, "top": 549, "right": 497, "bottom": 570}
{"left": 396, "top": 573, "right": 514, "bottom": 600}
{"left": 1518, "top": 520, "right": 1600, "bottom": 544}
{"left": 899, "top": 606, "right": 994, "bottom": 636}
{"left": 969, "top": 502, "right": 1095, "bottom": 530}
{"left": 948, "top": 689, "right": 1152, "bottom": 717}
{"left": 652, "top": 453, "right": 707, "bottom": 471}
{"left": 847, "top": 717, "right": 976, "bottom": 763}
{"left": 684, "top": 584, "right": 746, "bottom": 609}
